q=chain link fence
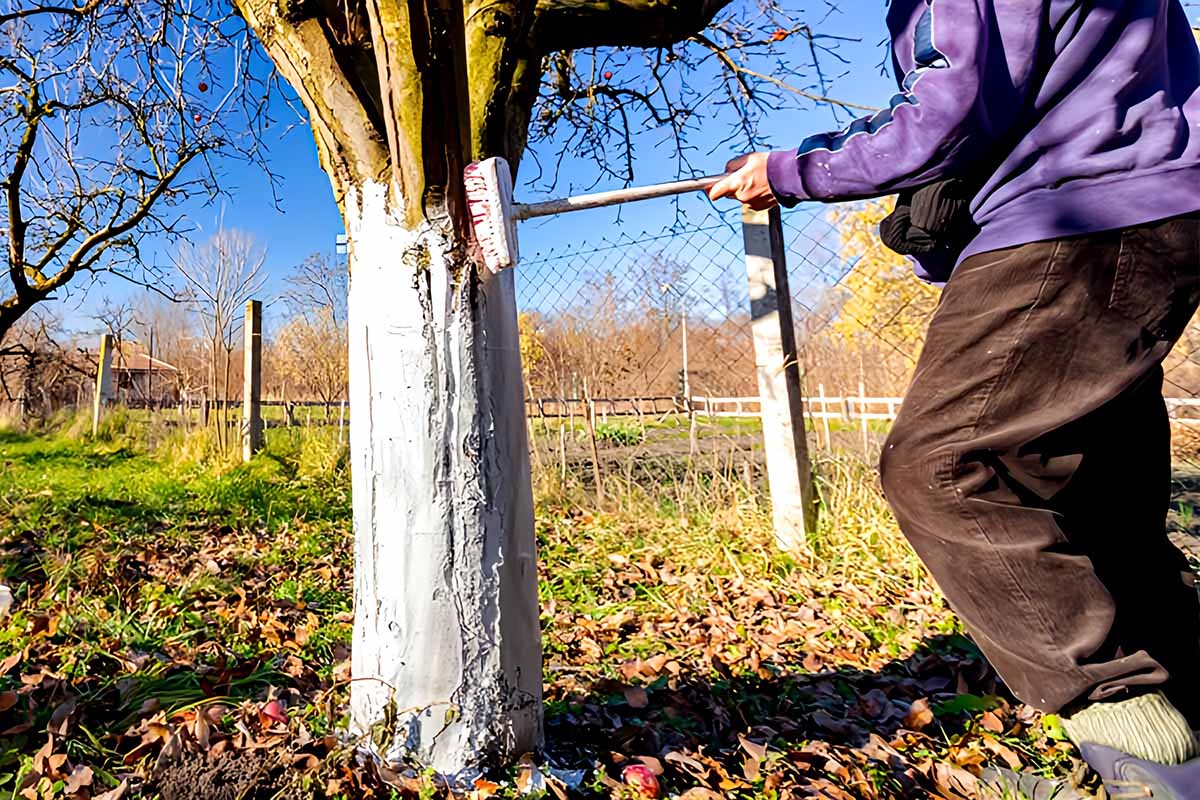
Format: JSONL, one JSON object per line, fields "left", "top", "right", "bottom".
{"left": 516, "top": 201, "right": 1200, "bottom": 473}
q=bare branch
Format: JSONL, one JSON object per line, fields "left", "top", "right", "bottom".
{"left": 0, "top": 0, "right": 100, "bottom": 26}
{"left": 690, "top": 32, "right": 880, "bottom": 113}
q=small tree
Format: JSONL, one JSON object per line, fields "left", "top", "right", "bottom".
{"left": 274, "top": 308, "right": 348, "bottom": 414}
{"left": 275, "top": 253, "right": 348, "bottom": 414}
{"left": 0, "top": 0, "right": 271, "bottom": 340}
{"left": 173, "top": 226, "right": 267, "bottom": 450}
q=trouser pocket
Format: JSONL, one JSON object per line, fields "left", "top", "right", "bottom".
{"left": 1108, "top": 215, "right": 1200, "bottom": 340}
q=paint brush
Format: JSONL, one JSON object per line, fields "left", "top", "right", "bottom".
{"left": 464, "top": 156, "right": 724, "bottom": 273}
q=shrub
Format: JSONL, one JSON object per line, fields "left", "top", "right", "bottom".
{"left": 594, "top": 422, "right": 644, "bottom": 447}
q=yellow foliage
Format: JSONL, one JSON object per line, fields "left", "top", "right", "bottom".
{"left": 518, "top": 312, "right": 545, "bottom": 376}
{"left": 830, "top": 198, "right": 940, "bottom": 354}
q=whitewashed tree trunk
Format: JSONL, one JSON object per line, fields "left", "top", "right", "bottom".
{"left": 346, "top": 182, "right": 542, "bottom": 776}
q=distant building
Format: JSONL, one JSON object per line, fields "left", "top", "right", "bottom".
{"left": 109, "top": 346, "right": 180, "bottom": 406}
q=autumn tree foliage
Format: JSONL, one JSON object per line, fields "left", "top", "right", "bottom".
{"left": 272, "top": 254, "right": 349, "bottom": 414}
{"left": 790, "top": 200, "right": 940, "bottom": 397}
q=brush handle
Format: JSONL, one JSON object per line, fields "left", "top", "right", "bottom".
{"left": 513, "top": 174, "right": 725, "bottom": 221}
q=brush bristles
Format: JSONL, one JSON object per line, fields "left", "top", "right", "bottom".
{"left": 464, "top": 157, "right": 519, "bottom": 273}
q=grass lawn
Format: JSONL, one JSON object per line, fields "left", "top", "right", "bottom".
{"left": 0, "top": 420, "right": 1085, "bottom": 798}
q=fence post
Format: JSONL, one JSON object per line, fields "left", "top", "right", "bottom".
{"left": 91, "top": 334, "right": 115, "bottom": 436}
{"left": 858, "top": 380, "right": 869, "bottom": 455}
{"left": 741, "top": 205, "right": 817, "bottom": 550}
{"left": 818, "top": 383, "right": 832, "bottom": 449}
{"left": 338, "top": 399, "right": 346, "bottom": 445}
{"left": 242, "top": 300, "right": 264, "bottom": 462}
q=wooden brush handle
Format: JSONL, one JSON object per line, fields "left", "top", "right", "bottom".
{"left": 514, "top": 174, "right": 725, "bottom": 221}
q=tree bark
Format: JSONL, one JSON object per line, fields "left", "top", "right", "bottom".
{"left": 345, "top": 181, "right": 540, "bottom": 775}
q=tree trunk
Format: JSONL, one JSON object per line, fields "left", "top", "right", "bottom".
{"left": 345, "top": 182, "right": 541, "bottom": 775}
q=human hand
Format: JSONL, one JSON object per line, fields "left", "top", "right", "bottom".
{"left": 706, "top": 153, "right": 778, "bottom": 210}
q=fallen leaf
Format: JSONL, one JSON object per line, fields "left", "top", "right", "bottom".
{"left": 623, "top": 686, "right": 649, "bottom": 708}
{"left": 980, "top": 710, "right": 1005, "bottom": 733}
{"left": 903, "top": 697, "right": 934, "bottom": 731}
{"left": 469, "top": 778, "right": 500, "bottom": 799}
{"left": 64, "top": 765, "right": 93, "bottom": 794}
{"left": 94, "top": 781, "right": 129, "bottom": 800}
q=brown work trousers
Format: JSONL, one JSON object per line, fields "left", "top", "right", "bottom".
{"left": 881, "top": 212, "right": 1200, "bottom": 722}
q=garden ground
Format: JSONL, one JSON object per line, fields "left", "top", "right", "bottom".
{"left": 3, "top": 414, "right": 1196, "bottom": 798}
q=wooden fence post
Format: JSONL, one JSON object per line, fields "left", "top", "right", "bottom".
{"left": 858, "top": 380, "right": 869, "bottom": 456}
{"left": 91, "top": 334, "right": 115, "bottom": 436}
{"left": 818, "top": 383, "right": 832, "bottom": 449}
{"left": 242, "top": 300, "right": 264, "bottom": 462}
{"left": 741, "top": 206, "right": 817, "bottom": 550}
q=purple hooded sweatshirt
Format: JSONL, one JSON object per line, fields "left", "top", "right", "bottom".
{"left": 766, "top": 0, "right": 1200, "bottom": 282}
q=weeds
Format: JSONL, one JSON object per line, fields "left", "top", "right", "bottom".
{"left": 0, "top": 424, "right": 1085, "bottom": 798}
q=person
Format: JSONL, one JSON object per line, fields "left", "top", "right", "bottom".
{"left": 708, "top": 1, "right": 1200, "bottom": 795}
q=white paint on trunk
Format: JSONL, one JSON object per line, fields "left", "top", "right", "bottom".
{"left": 345, "top": 182, "right": 542, "bottom": 778}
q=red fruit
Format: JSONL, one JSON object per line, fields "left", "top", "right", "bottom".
{"left": 198, "top": 81, "right": 209, "bottom": 92}
{"left": 771, "top": 28, "right": 788, "bottom": 42}
{"left": 621, "top": 765, "right": 660, "bottom": 798}
{"left": 604, "top": 70, "right": 613, "bottom": 80}
{"left": 193, "top": 113, "right": 202, "bottom": 123}
{"left": 260, "top": 699, "right": 288, "bottom": 725}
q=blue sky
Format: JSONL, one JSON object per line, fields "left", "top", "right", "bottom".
{"left": 62, "top": 1, "right": 904, "bottom": 332}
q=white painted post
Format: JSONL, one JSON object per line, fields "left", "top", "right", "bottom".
{"left": 338, "top": 399, "right": 346, "bottom": 445}
{"left": 859, "top": 380, "right": 869, "bottom": 455}
{"left": 242, "top": 300, "right": 264, "bottom": 462}
{"left": 741, "top": 206, "right": 817, "bottom": 550}
{"left": 91, "top": 334, "right": 115, "bottom": 436}
{"left": 818, "top": 383, "right": 832, "bottom": 449}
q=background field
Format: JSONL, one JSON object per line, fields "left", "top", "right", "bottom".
{"left": 6, "top": 412, "right": 1199, "bottom": 798}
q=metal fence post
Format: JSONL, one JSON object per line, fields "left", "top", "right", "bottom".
{"left": 741, "top": 205, "right": 817, "bottom": 550}
{"left": 242, "top": 300, "right": 264, "bottom": 461}
{"left": 91, "top": 334, "right": 115, "bottom": 436}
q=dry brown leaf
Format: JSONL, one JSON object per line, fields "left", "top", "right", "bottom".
{"left": 927, "top": 762, "right": 980, "bottom": 800}
{"left": 738, "top": 734, "right": 768, "bottom": 762}
{"left": 93, "top": 780, "right": 129, "bottom": 800}
{"left": 64, "top": 765, "right": 93, "bottom": 794}
{"left": 635, "top": 756, "right": 664, "bottom": 775}
{"left": 903, "top": 697, "right": 934, "bottom": 731}
{"left": 0, "top": 652, "right": 21, "bottom": 676}
{"left": 624, "top": 686, "right": 649, "bottom": 708}
{"left": 982, "top": 738, "right": 1023, "bottom": 771}
{"left": 469, "top": 778, "right": 501, "bottom": 799}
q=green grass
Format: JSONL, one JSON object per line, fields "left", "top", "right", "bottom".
{"left": 0, "top": 418, "right": 1079, "bottom": 798}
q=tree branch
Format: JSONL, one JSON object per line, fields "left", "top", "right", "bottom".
{"left": 690, "top": 32, "right": 881, "bottom": 113}
{"left": 531, "top": 0, "right": 734, "bottom": 52}
{"left": 0, "top": 0, "right": 100, "bottom": 25}
{"left": 235, "top": 0, "right": 390, "bottom": 199}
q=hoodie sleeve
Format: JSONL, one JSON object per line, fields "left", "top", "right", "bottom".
{"left": 767, "top": 0, "right": 1030, "bottom": 204}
